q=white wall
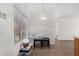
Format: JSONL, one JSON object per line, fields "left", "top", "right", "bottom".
{"left": 1, "top": 4, "right": 31, "bottom": 56}
{"left": 0, "top": 4, "right": 14, "bottom": 55}
{"left": 56, "top": 18, "right": 79, "bottom": 40}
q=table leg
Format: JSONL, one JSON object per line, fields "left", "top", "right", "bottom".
{"left": 41, "top": 40, "right": 43, "bottom": 49}
{"left": 33, "top": 40, "right": 35, "bottom": 49}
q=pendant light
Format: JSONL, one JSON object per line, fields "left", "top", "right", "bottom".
{"left": 40, "top": 3, "right": 48, "bottom": 20}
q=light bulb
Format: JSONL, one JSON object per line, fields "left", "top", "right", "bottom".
{"left": 40, "top": 16, "right": 47, "bottom": 20}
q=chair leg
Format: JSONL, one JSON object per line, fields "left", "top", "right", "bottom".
{"left": 41, "top": 40, "right": 43, "bottom": 49}
{"left": 48, "top": 40, "right": 50, "bottom": 48}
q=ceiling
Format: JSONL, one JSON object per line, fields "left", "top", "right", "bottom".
{"left": 15, "top": 3, "right": 79, "bottom": 18}
{"left": 14, "top": 3, "right": 79, "bottom": 28}
{"left": 15, "top": 3, "right": 79, "bottom": 20}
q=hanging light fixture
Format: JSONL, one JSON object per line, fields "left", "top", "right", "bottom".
{"left": 40, "top": 3, "right": 48, "bottom": 20}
